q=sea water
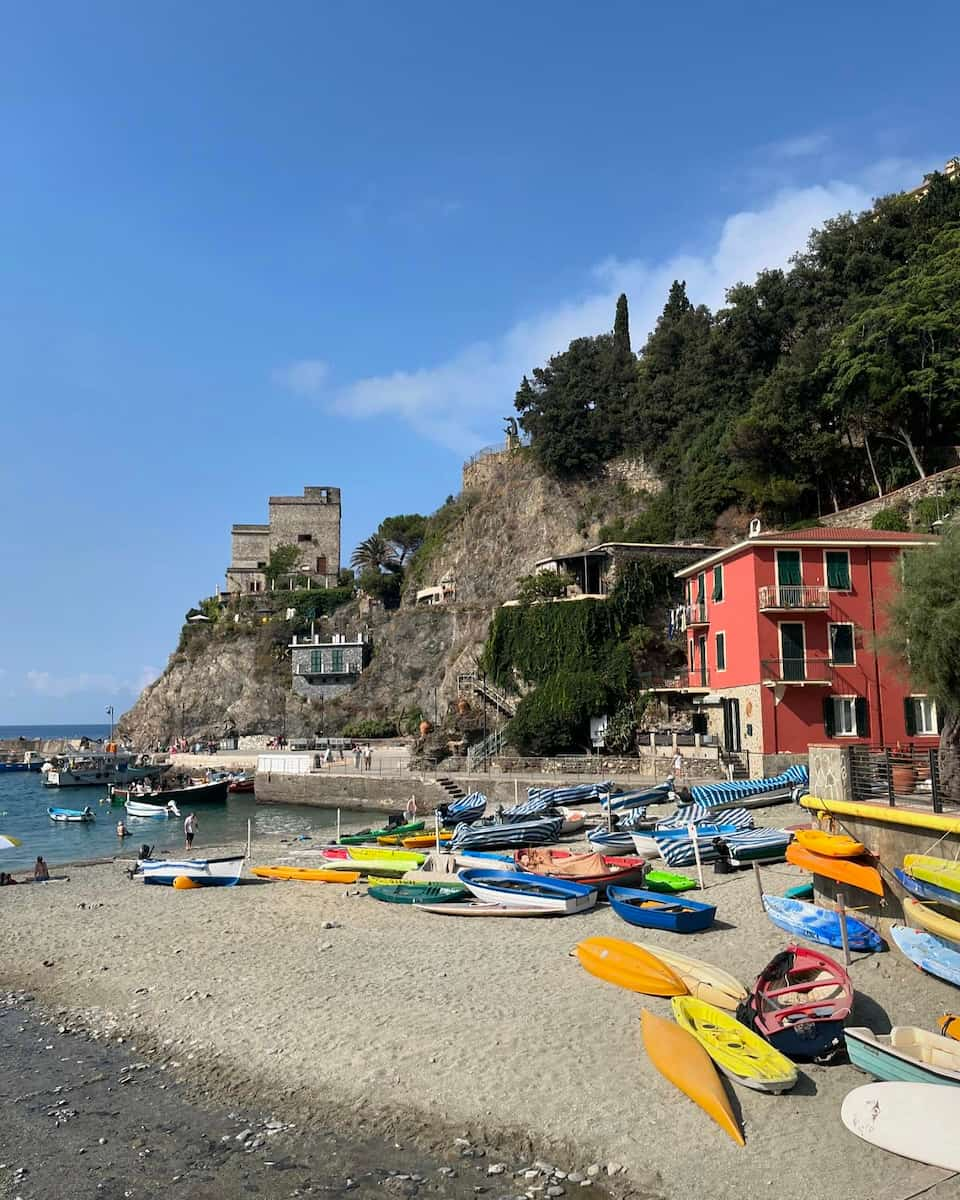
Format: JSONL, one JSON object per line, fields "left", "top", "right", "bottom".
{"left": 0, "top": 771, "right": 345, "bottom": 874}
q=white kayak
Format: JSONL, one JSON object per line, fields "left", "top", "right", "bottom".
{"left": 841, "top": 1082, "right": 960, "bottom": 1171}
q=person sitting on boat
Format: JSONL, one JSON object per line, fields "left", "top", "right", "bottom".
{"left": 34, "top": 856, "right": 50, "bottom": 882}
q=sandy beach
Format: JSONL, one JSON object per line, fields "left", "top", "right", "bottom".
{"left": 2, "top": 811, "right": 959, "bottom": 1200}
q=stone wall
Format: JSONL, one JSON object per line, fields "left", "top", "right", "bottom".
{"left": 268, "top": 487, "right": 341, "bottom": 583}
{"left": 461, "top": 448, "right": 514, "bottom": 491}
{"left": 819, "top": 464, "right": 960, "bottom": 529}
{"left": 602, "top": 455, "right": 663, "bottom": 495}
{"left": 808, "top": 743, "right": 853, "bottom": 801}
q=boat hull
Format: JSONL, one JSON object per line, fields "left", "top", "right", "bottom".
{"left": 47, "top": 807, "right": 94, "bottom": 822}
{"left": 139, "top": 855, "right": 244, "bottom": 886}
{"left": 785, "top": 843, "right": 883, "bottom": 896}
{"left": 762, "top": 894, "right": 884, "bottom": 952}
{"left": 903, "top": 896, "right": 960, "bottom": 945}
{"left": 673, "top": 996, "right": 797, "bottom": 1093}
{"left": 891, "top": 924, "right": 960, "bottom": 987}
{"left": 894, "top": 868, "right": 960, "bottom": 911}
{"left": 844, "top": 1026, "right": 960, "bottom": 1086}
{"left": 458, "top": 868, "right": 597, "bottom": 913}
{"left": 793, "top": 829, "right": 865, "bottom": 857}
{"left": 743, "top": 944, "right": 852, "bottom": 1062}
{"left": 904, "top": 854, "right": 960, "bottom": 895}
{"left": 575, "top": 937, "right": 687, "bottom": 996}
{"left": 841, "top": 1083, "right": 960, "bottom": 1171}
{"left": 416, "top": 901, "right": 561, "bottom": 917}
{"left": 608, "top": 886, "right": 716, "bottom": 933}
{"left": 251, "top": 866, "right": 360, "bottom": 883}
{"left": 634, "top": 944, "right": 746, "bottom": 1011}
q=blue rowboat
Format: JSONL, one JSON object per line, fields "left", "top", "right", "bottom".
{"left": 762, "top": 894, "right": 884, "bottom": 953}
{"left": 47, "top": 806, "right": 95, "bottom": 823}
{"left": 607, "top": 886, "right": 716, "bottom": 933}
{"left": 457, "top": 868, "right": 597, "bottom": 914}
{"left": 448, "top": 815, "right": 563, "bottom": 853}
{"left": 891, "top": 925, "right": 960, "bottom": 987}
{"left": 844, "top": 1026, "right": 960, "bottom": 1086}
{"left": 894, "top": 868, "right": 960, "bottom": 912}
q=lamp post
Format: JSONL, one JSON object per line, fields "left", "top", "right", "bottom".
{"left": 106, "top": 705, "right": 115, "bottom": 744}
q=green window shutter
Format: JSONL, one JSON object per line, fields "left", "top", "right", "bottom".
{"left": 826, "top": 551, "right": 851, "bottom": 590}
{"left": 331, "top": 648, "right": 344, "bottom": 673}
{"left": 715, "top": 632, "right": 726, "bottom": 670}
{"left": 822, "top": 698, "right": 836, "bottom": 738}
{"left": 712, "top": 565, "right": 723, "bottom": 602}
{"left": 855, "top": 696, "right": 869, "bottom": 738}
{"left": 310, "top": 649, "right": 322, "bottom": 673}
{"left": 904, "top": 697, "right": 917, "bottom": 736}
{"left": 830, "top": 624, "right": 854, "bottom": 665}
{"left": 778, "top": 551, "right": 802, "bottom": 587}
{"left": 696, "top": 573, "right": 705, "bottom": 603}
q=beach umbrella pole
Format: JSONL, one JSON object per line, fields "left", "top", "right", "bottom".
{"left": 752, "top": 861, "right": 764, "bottom": 907}
{"left": 688, "top": 823, "right": 705, "bottom": 890}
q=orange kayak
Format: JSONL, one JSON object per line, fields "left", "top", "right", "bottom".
{"left": 640, "top": 1009, "right": 744, "bottom": 1146}
{"left": 785, "top": 844, "right": 883, "bottom": 896}
{"left": 251, "top": 866, "right": 361, "bottom": 883}
{"left": 576, "top": 937, "right": 687, "bottom": 996}
{"left": 794, "top": 829, "right": 865, "bottom": 858}
{"left": 939, "top": 1014, "right": 960, "bottom": 1042}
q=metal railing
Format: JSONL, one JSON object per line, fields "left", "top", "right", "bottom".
{"left": 850, "top": 745, "right": 956, "bottom": 812}
{"left": 684, "top": 602, "right": 709, "bottom": 625}
{"left": 652, "top": 670, "right": 710, "bottom": 690}
{"left": 457, "top": 673, "right": 517, "bottom": 717}
{"left": 467, "top": 726, "right": 508, "bottom": 769}
{"left": 758, "top": 585, "right": 829, "bottom": 610}
{"left": 761, "top": 657, "right": 832, "bottom": 683}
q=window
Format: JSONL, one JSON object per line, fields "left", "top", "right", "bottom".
{"left": 316, "top": 555, "right": 327, "bottom": 575}
{"left": 829, "top": 623, "right": 855, "bottom": 666}
{"left": 696, "top": 573, "right": 705, "bottom": 604}
{"left": 715, "top": 632, "right": 726, "bottom": 671}
{"left": 825, "top": 550, "right": 851, "bottom": 591}
{"left": 310, "top": 649, "right": 322, "bottom": 674}
{"left": 689, "top": 640, "right": 695, "bottom": 670}
{"left": 906, "top": 696, "right": 939, "bottom": 736}
{"left": 776, "top": 550, "right": 802, "bottom": 587}
{"left": 824, "top": 695, "right": 869, "bottom": 738}
{"left": 331, "top": 648, "right": 344, "bottom": 673}
{"left": 712, "top": 564, "right": 723, "bottom": 602}
{"left": 297, "top": 533, "right": 313, "bottom": 543}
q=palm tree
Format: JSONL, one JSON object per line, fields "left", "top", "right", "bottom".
{"left": 350, "top": 534, "right": 398, "bottom": 571}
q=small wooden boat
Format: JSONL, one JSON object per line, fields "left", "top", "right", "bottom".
{"left": 785, "top": 843, "right": 883, "bottom": 896}
{"left": 844, "top": 1026, "right": 960, "bottom": 1085}
{"left": 512, "top": 848, "right": 646, "bottom": 893}
{"left": 458, "top": 868, "right": 597, "bottom": 914}
{"left": 557, "top": 806, "right": 586, "bottom": 834}
{"left": 740, "top": 944, "right": 852, "bottom": 1062}
{"left": 841, "top": 1082, "right": 960, "bottom": 1171}
{"left": 368, "top": 883, "right": 465, "bottom": 904}
{"left": 672, "top": 996, "right": 798, "bottom": 1093}
{"left": 47, "top": 806, "right": 95, "bottom": 823}
{"left": 227, "top": 774, "right": 255, "bottom": 793}
{"left": 643, "top": 868, "right": 698, "bottom": 893}
{"left": 891, "top": 925, "right": 960, "bottom": 987}
{"left": 251, "top": 866, "right": 360, "bottom": 883}
{"left": 607, "top": 886, "right": 716, "bottom": 933}
{"left": 640, "top": 1008, "right": 744, "bottom": 1145}
{"left": 138, "top": 855, "right": 244, "bottom": 887}
{"left": 575, "top": 937, "right": 687, "bottom": 996}
{"left": 633, "top": 944, "right": 746, "bottom": 1011}
{"left": 587, "top": 828, "right": 638, "bottom": 854}
{"left": 762, "top": 894, "right": 884, "bottom": 952}
{"left": 904, "top": 854, "right": 960, "bottom": 896}
{"left": 903, "top": 896, "right": 960, "bottom": 945}
{"left": 894, "top": 867, "right": 960, "bottom": 912}
{"left": 448, "top": 815, "right": 563, "bottom": 853}
{"left": 416, "top": 900, "right": 561, "bottom": 917}
{"left": 939, "top": 1014, "right": 960, "bottom": 1041}
{"left": 125, "top": 798, "right": 180, "bottom": 819}
{"left": 793, "top": 829, "right": 865, "bottom": 857}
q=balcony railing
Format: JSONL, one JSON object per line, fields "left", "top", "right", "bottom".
{"left": 761, "top": 657, "right": 832, "bottom": 684}
{"left": 653, "top": 669, "right": 710, "bottom": 690}
{"left": 294, "top": 664, "right": 360, "bottom": 677}
{"left": 684, "top": 602, "right": 709, "bottom": 625}
{"left": 758, "top": 585, "right": 829, "bottom": 611}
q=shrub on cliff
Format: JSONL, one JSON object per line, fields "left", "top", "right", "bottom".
{"left": 872, "top": 507, "right": 910, "bottom": 531}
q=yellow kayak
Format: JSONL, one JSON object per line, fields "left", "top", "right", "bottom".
{"left": 252, "top": 866, "right": 361, "bottom": 883}
{"left": 672, "top": 996, "right": 797, "bottom": 1093}
{"left": 904, "top": 854, "right": 960, "bottom": 895}
{"left": 367, "top": 875, "right": 403, "bottom": 886}
{"left": 640, "top": 1009, "right": 744, "bottom": 1145}
{"left": 903, "top": 896, "right": 960, "bottom": 944}
{"left": 794, "top": 829, "right": 866, "bottom": 858}
{"left": 347, "top": 846, "right": 425, "bottom": 864}
{"left": 576, "top": 937, "right": 687, "bottom": 997}
{"left": 633, "top": 944, "right": 747, "bottom": 1011}
{"left": 938, "top": 1014, "right": 960, "bottom": 1042}
{"left": 377, "top": 832, "right": 452, "bottom": 847}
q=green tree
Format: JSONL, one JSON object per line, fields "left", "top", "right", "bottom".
{"left": 378, "top": 514, "right": 427, "bottom": 563}
{"left": 357, "top": 565, "right": 402, "bottom": 608}
{"left": 350, "top": 534, "right": 398, "bottom": 571}
{"left": 515, "top": 570, "right": 575, "bottom": 602}
{"left": 264, "top": 543, "right": 301, "bottom": 585}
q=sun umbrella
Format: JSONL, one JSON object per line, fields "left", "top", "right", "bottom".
{"left": 0, "top": 834, "right": 22, "bottom": 850}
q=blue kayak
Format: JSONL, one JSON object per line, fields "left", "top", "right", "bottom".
{"left": 894, "top": 868, "right": 960, "bottom": 912}
{"left": 891, "top": 924, "right": 960, "bottom": 987}
{"left": 762, "top": 894, "right": 884, "bottom": 953}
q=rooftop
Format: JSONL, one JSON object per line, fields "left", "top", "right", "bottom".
{"left": 676, "top": 526, "right": 939, "bottom": 576}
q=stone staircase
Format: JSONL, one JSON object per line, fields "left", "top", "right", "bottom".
{"left": 435, "top": 776, "right": 468, "bottom": 801}
{"left": 720, "top": 750, "right": 750, "bottom": 780}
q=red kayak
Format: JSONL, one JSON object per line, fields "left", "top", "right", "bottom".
{"left": 513, "top": 849, "right": 646, "bottom": 893}
{"left": 738, "top": 944, "right": 853, "bottom": 1063}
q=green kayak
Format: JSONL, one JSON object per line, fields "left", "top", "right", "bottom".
{"left": 338, "top": 820, "right": 426, "bottom": 845}
{"left": 643, "top": 869, "right": 698, "bottom": 894}
{"left": 368, "top": 883, "right": 466, "bottom": 905}
{"left": 784, "top": 881, "right": 814, "bottom": 901}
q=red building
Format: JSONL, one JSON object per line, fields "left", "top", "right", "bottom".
{"left": 655, "top": 527, "right": 941, "bottom": 760}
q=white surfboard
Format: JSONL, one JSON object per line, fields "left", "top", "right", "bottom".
{"left": 841, "top": 1082, "right": 960, "bottom": 1171}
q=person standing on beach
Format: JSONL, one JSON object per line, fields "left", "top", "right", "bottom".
{"left": 363, "top": 745, "right": 373, "bottom": 772}
{"left": 353, "top": 745, "right": 362, "bottom": 770}
{"left": 672, "top": 750, "right": 684, "bottom": 783}
{"left": 184, "top": 812, "right": 198, "bottom": 851}
{"left": 404, "top": 795, "right": 417, "bottom": 823}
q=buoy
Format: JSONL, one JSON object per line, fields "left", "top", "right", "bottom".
{"left": 173, "top": 875, "right": 199, "bottom": 890}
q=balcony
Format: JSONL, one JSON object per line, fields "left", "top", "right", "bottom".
{"left": 684, "top": 602, "right": 709, "bottom": 626}
{"left": 651, "top": 669, "right": 711, "bottom": 692}
{"left": 761, "top": 657, "right": 832, "bottom": 686}
{"left": 758, "top": 585, "right": 829, "bottom": 611}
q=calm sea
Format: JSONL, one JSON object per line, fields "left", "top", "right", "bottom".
{"left": 0, "top": 724, "right": 112, "bottom": 741}
{"left": 0, "top": 771, "right": 345, "bottom": 874}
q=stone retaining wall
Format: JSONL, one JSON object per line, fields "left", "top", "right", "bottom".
{"left": 819, "top": 464, "right": 960, "bottom": 529}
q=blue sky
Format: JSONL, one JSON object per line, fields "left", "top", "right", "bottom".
{"left": 1, "top": 0, "right": 957, "bottom": 723}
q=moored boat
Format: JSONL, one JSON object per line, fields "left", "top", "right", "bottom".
{"left": 894, "top": 867, "right": 960, "bottom": 912}
{"left": 125, "top": 798, "right": 180, "bottom": 818}
{"left": 672, "top": 996, "right": 797, "bottom": 1093}
{"left": 114, "top": 778, "right": 229, "bottom": 807}
{"left": 44, "top": 751, "right": 167, "bottom": 788}
{"left": 458, "top": 868, "right": 597, "bottom": 914}
{"left": 137, "top": 855, "right": 245, "bottom": 886}
{"left": 47, "top": 805, "right": 95, "bottom": 822}
{"left": 607, "top": 886, "right": 716, "bottom": 934}
{"left": 844, "top": 1025, "right": 960, "bottom": 1086}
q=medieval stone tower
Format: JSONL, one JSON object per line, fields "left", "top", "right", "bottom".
{"left": 225, "top": 486, "right": 341, "bottom": 593}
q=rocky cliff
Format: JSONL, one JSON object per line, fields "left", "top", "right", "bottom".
{"left": 118, "top": 451, "right": 659, "bottom": 744}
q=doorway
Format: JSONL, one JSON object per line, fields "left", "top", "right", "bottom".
{"left": 722, "top": 698, "right": 742, "bottom": 752}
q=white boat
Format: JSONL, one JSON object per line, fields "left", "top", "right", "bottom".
{"left": 557, "top": 806, "right": 586, "bottom": 834}
{"left": 138, "top": 855, "right": 245, "bottom": 887}
{"left": 47, "top": 805, "right": 96, "bottom": 823}
{"left": 125, "top": 798, "right": 181, "bottom": 819}
{"left": 457, "top": 868, "right": 598, "bottom": 914}
{"left": 43, "top": 751, "right": 168, "bottom": 788}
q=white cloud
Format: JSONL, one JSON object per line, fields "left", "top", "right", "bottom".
{"left": 771, "top": 132, "right": 832, "bottom": 159}
{"left": 25, "top": 667, "right": 159, "bottom": 699}
{"left": 274, "top": 159, "right": 926, "bottom": 453}
{"left": 271, "top": 359, "right": 329, "bottom": 397}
